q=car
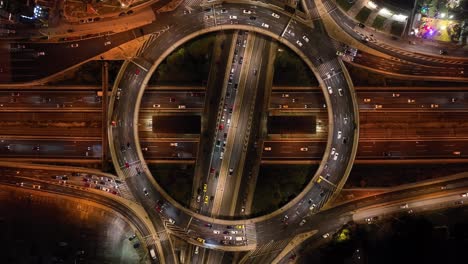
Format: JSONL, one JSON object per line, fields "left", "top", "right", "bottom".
{"left": 104, "top": 41, "right": 111, "bottom": 46}
{"left": 194, "top": 246, "right": 199, "bottom": 254}
{"left": 196, "top": 237, "right": 205, "bottom": 244}
{"left": 322, "top": 233, "right": 330, "bottom": 238}
{"left": 302, "top": 35, "right": 309, "bottom": 42}
{"left": 178, "top": 105, "right": 186, "bottom": 109}
{"left": 327, "top": 86, "right": 333, "bottom": 94}
{"left": 204, "top": 195, "right": 209, "bottom": 204}
{"left": 261, "top": 23, "right": 269, "bottom": 29}
{"left": 400, "top": 203, "right": 409, "bottom": 209}
{"left": 169, "top": 97, "right": 175, "bottom": 102}
{"left": 439, "top": 49, "right": 447, "bottom": 55}
{"left": 309, "top": 203, "right": 316, "bottom": 210}
{"left": 235, "top": 236, "right": 246, "bottom": 241}
{"left": 282, "top": 93, "right": 290, "bottom": 98}
{"left": 331, "top": 147, "right": 336, "bottom": 155}
{"left": 170, "top": 143, "right": 178, "bottom": 146}
{"left": 337, "top": 131, "right": 342, "bottom": 139}
{"left": 271, "top": 12, "right": 280, "bottom": 18}
{"left": 375, "top": 104, "right": 383, "bottom": 109}
{"left": 135, "top": 68, "right": 140, "bottom": 75}
{"left": 249, "top": 16, "right": 256, "bottom": 20}
{"left": 229, "top": 15, "right": 237, "bottom": 19}
{"left": 229, "top": 168, "right": 234, "bottom": 175}
{"left": 203, "top": 183, "right": 207, "bottom": 192}
{"left": 363, "top": 98, "right": 371, "bottom": 102}
{"left": 408, "top": 99, "right": 415, "bottom": 103}
{"left": 300, "top": 147, "right": 308, "bottom": 151}
{"left": 461, "top": 193, "right": 468, "bottom": 197}
{"left": 299, "top": 219, "right": 307, "bottom": 226}
{"left": 342, "top": 137, "right": 348, "bottom": 144}
{"left": 392, "top": 93, "right": 400, "bottom": 97}
{"left": 196, "top": 195, "right": 201, "bottom": 202}
{"left": 229, "top": 230, "right": 240, "bottom": 234}
{"left": 220, "top": 8, "right": 227, "bottom": 13}
{"left": 296, "top": 40, "right": 303, "bottom": 47}
{"left": 32, "top": 146, "right": 40, "bottom": 151}
{"left": 204, "top": 15, "right": 213, "bottom": 20}
{"left": 213, "top": 230, "right": 220, "bottom": 234}
{"left": 219, "top": 124, "right": 224, "bottom": 130}
{"left": 358, "top": 22, "right": 365, "bottom": 28}
{"left": 235, "top": 225, "right": 244, "bottom": 229}
{"left": 264, "top": 146, "right": 271, "bottom": 151}
{"left": 37, "top": 51, "right": 45, "bottom": 56}
{"left": 453, "top": 151, "right": 461, "bottom": 155}
{"left": 224, "top": 236, "right": 233, "bottom": 240}
{"left": 70, "top": 43, "right": 79, "bottom": 48}
{"left": 168, "top": 218, "right": 175, "bottom": 224}
{"left": 336, "top": 51, "right": 345, "bottom": 56}
{"left": 243, "top": 9, "right": 252, "bottom": 14}
{"left": 220, "top": 151, "right": 224, "bottom": 160}
{"left": 333, "top": 152, "right": 339, "bottom": 160}
{"left": 338, "top": 88, "right": 343, "bottom": 96}
{"left": 143, "top": 188, "right": 149, "bottom": 196}
{"left": 431, "top": 104, "right": 439, "bottom": 108}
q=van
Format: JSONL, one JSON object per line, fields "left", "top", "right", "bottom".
{"left": 150, "top": 248, "right": 157, "bottom": 260}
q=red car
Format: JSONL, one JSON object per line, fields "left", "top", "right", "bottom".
{"left": 219, "top": 124, "right": 224, "bottom": 130}
{"left": 125, "top": 162, "right": 130, "bottom": 168}
{"left": 135, "top": 68, "right": 140, "bottom": 75}
{"left": 210, "top": 167, "right": 215, "bottom": 173}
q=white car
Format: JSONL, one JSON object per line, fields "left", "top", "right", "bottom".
{"left": 264, "top": 147, "right": 272, "bottom": 151}
{"left": 170, "top": 143, "right": 178, "bottom": 146}
{"left": 104, "top": 41, "right": 111, "bottom": 46}
{"left": 282, "top": 93, "right": 289, "bottom": 98}
{"left": 37, "top": 51, "right": 45, "bottom": 56}
{"left": 462, "top": 193, "right": 468, "bottom": 197}
{"left": 213, "top": 230, "right": 220, "bottom": 234}
{"left": 309, "top": 203, "right": 316, "bottom": 210}
{"left": 261, "top": 23, "right": 269, "bottom": 29}
{"left": 333, "top": 152, "right": 339, "bottom": 160}
{"left": 327, "top": 86, "right": 333, "bottom": 94}
{"left": 337, "top": 131, "right": 342, "bottom": 139}
{"left": 300, "top": 147, "right": 308, "bottom": 152}
{"left": 168, "top": 218, "right": 175, "bottom": 224}
{"left": 331, "top": 147, "right": 336, "bottom": 155}
{"left": 296, "top": 40, "right": 303, "bottom": 47}
{"left": 224, "top": 236, "right": 233, "bottom": 240}
{"left": 302, "top": 35, "right": 309, "bottom": 42}
{"left": 338, "top": 88, "right": 343, "bottom": 96}
{"left": 271, "top": 12, "right": 280, "bottom": 18}
{"left": 299, "top": 219, "right": 307, "bottom": 226}
{"left": 322, "top": 233, "right": 330, "bottom": 238}
{"left": 178, "top": 105, "right": 186, "bottom": 109}
{"left": 152, "top": 104, "right": 161, "bottom": 108}
{"left": 229, "top": 15, "right": 237, "bottom": 19}
{"left": 70, "top": 43, "right": 79, "bottom": 48}
{"left": 243, "top": 10, "right": 252, "bottom": 14}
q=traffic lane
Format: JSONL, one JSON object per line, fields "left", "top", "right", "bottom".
{"left": 357, "top": 139, "right": 468, "bottom": 159}
{"left": 271, "top": 90, "right": 468, "bottom": 110}
{"left": 352, "top": 53, "right": 467, "bottom": 78}
{"left": 0, "top": 90, "right": 101, "bottom": 109}
{"left": 140, "top": 91, "right": 205, "bottom": 109}
{"left": 262, "top": 141, "right": 326, "bottom": 159}
{"left": 217, "top": 33, "right": 267, "bottom": 216}
{"left": 270, "top": 91, "right": 326, "bottom": 109}
{"left": 358, "top": 91, "right": 468, "bottom": 110}
{"left": 0, "top": 139, "right": 101, "bottom": 158}
{"left": 9, "top": 28, "right": 137, "bottom": 82}
{"left": 360, "top": 111, "right": 468, "bottom": 139}
{"left": 140, "top": 141, "right": 198, "bottom": 159}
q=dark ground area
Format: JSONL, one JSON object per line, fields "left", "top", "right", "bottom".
{"left": 300, "top": 206, "right": 468, "bottom": 264}
{"left": 148, "top": 164, "right": 194, "bottom": 207}
{"left": 0, "top": 186, "right": 141, "bottom": 264}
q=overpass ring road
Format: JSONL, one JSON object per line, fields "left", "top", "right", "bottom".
{"left": 108, "top": 1, "right": 359, "bottom": 255}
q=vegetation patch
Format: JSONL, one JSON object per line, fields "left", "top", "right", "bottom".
{"left": 355, "top": 7, "right": 372, "bottom": 23}
{"left": 372, "top": 15, "right": 387, "bottom": 30}
{"left": 273, "top": 46, "right": 317, "bottom": 86}
{"left": 336, "top": 0, "right": 356, "bottom": 11}
{"left": 148, "top": 164, "right": 194, "bottom": 206}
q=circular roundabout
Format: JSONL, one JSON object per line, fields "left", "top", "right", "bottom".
{"left": 108, "top": 2, "right": 359, "bottom": 258}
